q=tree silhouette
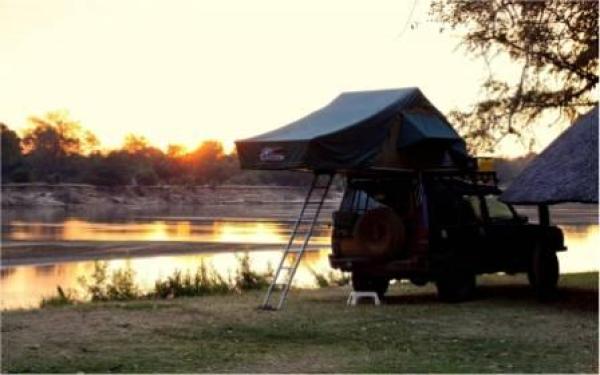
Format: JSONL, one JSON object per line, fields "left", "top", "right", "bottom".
{"left": 3, "top": 118, "right": 312, "bottom": 186}
{"left": 1, "top": 124, "right": 27, "bottom": 182}
{"left": 21, "top": 111, "right": 99, "bottom": 182}
{"left": 431, "top": 0, "right": 598, "bottom": 152}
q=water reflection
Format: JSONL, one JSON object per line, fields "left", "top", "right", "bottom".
{"left": 558, "top": 225, "right": 599, "bottom": 274}
{"left": 0, "top": 249, "right": 334, "bottom": 310}
{"left": 0, "top": 220, "right": 597, "bottom": 310}
{"left": 4, "top": 220, "right": 329, "bottom": 245}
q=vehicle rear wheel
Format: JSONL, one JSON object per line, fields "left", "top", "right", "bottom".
{"left": 351, "top": 272, "right": 389, "bottom": 299}
{"left": 528, "top": 246, "right": 559, "bottom": 300}
{"left": 435, "top": 272, "right": 476, "bottom": 303}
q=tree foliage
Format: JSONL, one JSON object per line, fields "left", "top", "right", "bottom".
{"left": 24, "top": 110, "right": 99, "bottom": 156}
{"left": 430, "top": 0, "right": 598, "bottom": 152}
{"left": 21, "top": 111, "right": 100, "bottom": 182}
{"left": 1, "top": 124, "right": 27, "bottom": 182}
{"left": 1, "top": 117, "right": 311, "bottom": 186}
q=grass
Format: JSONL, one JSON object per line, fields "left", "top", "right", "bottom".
{"left": 2, "top": 272, "right": 597, "bottom": 373}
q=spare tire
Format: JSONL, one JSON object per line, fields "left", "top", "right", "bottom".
{"left": 354, "top": 207, "right": 405, "bottom": 257}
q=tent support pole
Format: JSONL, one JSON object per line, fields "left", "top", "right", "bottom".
{"left": 538, "top": 204, "right": 550, "bottom": 226}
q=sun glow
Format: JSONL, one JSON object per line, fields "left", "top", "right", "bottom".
{"left": 0, "top": 0, "right": 544, "bottom": 158}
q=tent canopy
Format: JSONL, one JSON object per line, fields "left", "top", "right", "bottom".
{"left": 501, "top": 106, "right": 599, "bottom": 205}
{"left": 235, "top": 88, "right": 469, "bottom": 172}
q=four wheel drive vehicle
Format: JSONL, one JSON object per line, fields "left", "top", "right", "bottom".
{"left": 329, "top": 171, "right": 566, "bottom": 302}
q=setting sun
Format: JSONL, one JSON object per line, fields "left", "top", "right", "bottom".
{"left": 0, "top": 0, "right": 553, "bottom": 157}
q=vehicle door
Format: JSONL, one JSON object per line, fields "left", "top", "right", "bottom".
{"left": 480, "top": 194, "right": 525, "bottom": 271}
{"left": 430, "top": 192, "right": 485, "bottom": 273}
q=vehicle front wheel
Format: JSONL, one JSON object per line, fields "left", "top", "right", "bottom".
{"left": 528, "top": 246, "right": 559, "bottom": 300}
{"left": 435, "top": 272, "right": 476, "bottom": 303}
{"left": 351, "top": 272, "right": 389, "bottom": 299}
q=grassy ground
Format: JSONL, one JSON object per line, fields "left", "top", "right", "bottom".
{"left": 2, "top": 273, "right": 597, "bottom": 373}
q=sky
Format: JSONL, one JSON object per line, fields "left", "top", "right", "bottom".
{"left": 0, "top": 0, "right": 566, "bottom": 156}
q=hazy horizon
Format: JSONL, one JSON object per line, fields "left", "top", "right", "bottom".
{"left": 1, "top": 0, "right": 574, "bottom": 156}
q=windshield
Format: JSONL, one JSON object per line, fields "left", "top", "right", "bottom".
{"left": 485, "top": 194, "right": 515, "bottom": 220}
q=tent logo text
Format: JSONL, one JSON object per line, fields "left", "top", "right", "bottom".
{"left": 260, "top": 147, "right": 286, "bottom": 162}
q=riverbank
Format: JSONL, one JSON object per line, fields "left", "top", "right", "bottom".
{"left": 2, "top": 182, "right": 596, "bottom": 223}
{"left": 2, "top": 272, "right": 597, "bottom": 373}
{"left": 1, "top": 183, "right": 342, "bottom": 210}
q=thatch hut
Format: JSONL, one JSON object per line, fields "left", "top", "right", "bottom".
{"left": 501, "top": 106, "right": 598, "bottom": 223}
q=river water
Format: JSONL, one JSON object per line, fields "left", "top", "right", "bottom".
{"left": 1, "top": 207, "right": 598, "bottom": 309}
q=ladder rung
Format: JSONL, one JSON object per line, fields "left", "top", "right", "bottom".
{"left": 292, "top": 226, "right": 313, "bottom": 230}
{"left": 287, "top": 244, "right": 307, "bottom": 248}
{"left": 288, "top": 233, "right": 312, "bottom": 238}
{"left": 289, "top": 235, "right": 311, "bottom": 240}
{"left": 260, "top": 173, "right": 334, "bottom": 311}
{"left": 289, "top": 230, "right": 316, "bottom": 234}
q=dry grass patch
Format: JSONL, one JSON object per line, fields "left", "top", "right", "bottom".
{"left": 2, "top": 273, "right": 597, "bottom": 373}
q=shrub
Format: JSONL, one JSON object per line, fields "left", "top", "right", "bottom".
{"left": 234, "top": 254, "right": 271, "bottom": 291}
{"left": 42, "top": 257, "right": 277, "bottom": 307}
{"left": 153, "top": 261, "right": 231, "bottom": 298}
{"left": 40, "top": 286, "right": 77, "bottom": 308}
{"left": 106, "top": 267, "right": 140, "bottom": 300}
{"left": 78, "top": 261, "right": 109, "bottom": 301}
{"left": 311, "top": 269, "right": 331, "bottom": 288}
{"left": 79, "top": 261, "right": 140, "bottom": 301}
{"left": 309, "top": 268, "right": 350, "bottom": 288}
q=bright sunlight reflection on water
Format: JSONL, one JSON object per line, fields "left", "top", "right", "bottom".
{"left": 0, "top": 248, "right": 334, "bottom": 310}
{"left": 6, "top": 219, "right": 328, "bottom": 245}
{"left": 0, "top": 219, "right": 597, "bottom": 310}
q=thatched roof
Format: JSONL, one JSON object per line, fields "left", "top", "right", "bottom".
{"left": 501, "top": 106, "right": 599, "bottom": 205}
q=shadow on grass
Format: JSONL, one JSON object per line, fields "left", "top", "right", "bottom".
{"left": 382, "top": 293, "right": 439, "bottom": 305}
{"left": 381, "top": 284, "right": 597, "bottom": 313}
{"left": 476, "top": 284, "right": 598, "bottom": 312}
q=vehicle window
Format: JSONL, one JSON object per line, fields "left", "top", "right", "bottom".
{"left": 340, "top": 189, "right": 355, "bottom": 211}
{"left": 340, "top": 189, "right": 380, "bottom": 212}
{"left": 485, "top": 195, "right": 514, "bottom": 220}
{"left": 462, "top": 195, "right": 482, "bottom": 222}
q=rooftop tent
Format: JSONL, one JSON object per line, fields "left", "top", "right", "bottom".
{"left": 235, "top": 88, "right": 470, "bottom": 172}
{"left": 501, "top": 105, "right": 599, "bottom": 205}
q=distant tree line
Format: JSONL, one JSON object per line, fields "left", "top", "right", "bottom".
{"left": 1, "top": 111, "right": 535, "bottom": 187}
{"left": 1, "top": 111, "right": 311, "bottom": 186}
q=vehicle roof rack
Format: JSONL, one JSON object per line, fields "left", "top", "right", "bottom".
{"left": 423, "top": 170, "right": 498, "bottom": 186}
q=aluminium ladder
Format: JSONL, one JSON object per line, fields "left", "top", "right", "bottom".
{"left": 260, "top": 173, "right": 334, "bottom": 310}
